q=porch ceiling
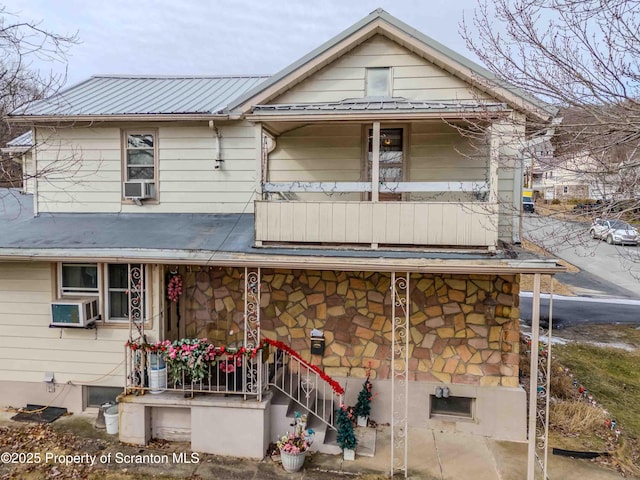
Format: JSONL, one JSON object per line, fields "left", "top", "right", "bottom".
{"left": 0, "top": 188, "right": 563, "bottom": 274}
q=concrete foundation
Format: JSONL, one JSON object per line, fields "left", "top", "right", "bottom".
{"left": 339, "top": 378, "right": 527, "bottom": 442}
{"left": 118, "top": 391, "right": 272, "bottom": 459}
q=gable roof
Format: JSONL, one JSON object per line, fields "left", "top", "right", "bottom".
{"left": 11, "top": 75, "right": 268, "bottom": 118}
{"left": 8, "top": 9, "right": 554, "bottom": 123}
{"left": 228, "top": 8, "right": 555, "bottom": 121}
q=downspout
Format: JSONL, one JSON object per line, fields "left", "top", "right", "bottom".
{"left": 209, "top": 121, "right": 223, "bottom": 170}
{"left": 32, "top": 127, "right": 38, "bottom": 217}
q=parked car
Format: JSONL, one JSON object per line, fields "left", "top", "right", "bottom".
{"left": 522, "top": 196, "right": 535, "bottom": 213}
{"left": 589, "top": 218, "right": 639, "bottom": 245}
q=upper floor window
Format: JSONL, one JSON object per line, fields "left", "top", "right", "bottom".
{"left": 366, "top": 67, "right": 391, "bottom": 97}
{"left": 123, "top": 131, "right": 157, "bottom": 200}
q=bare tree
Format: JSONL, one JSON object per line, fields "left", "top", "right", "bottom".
{"left": 460, "top": 0, "right": 640, "bottom": 281}
{"left": 0, "top": 4, "right": 77, "bottom": 189}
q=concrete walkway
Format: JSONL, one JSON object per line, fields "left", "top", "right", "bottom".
{"left": 0, "top": 411, "right": 627, "bottom": 479}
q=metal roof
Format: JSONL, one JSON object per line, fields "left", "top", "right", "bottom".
{"left": 6, "top": 131, "right": 32, "bottom": 147}
{"left": 0, "top": 188, "right": 563, "bottom": 274}
{"left": 12, "top": 75, "right": 268, "bottom": 116}
{"left": 252, "top": 97, "right": 507, "bottom": 114}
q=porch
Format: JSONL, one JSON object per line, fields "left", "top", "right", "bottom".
{"left": 251, "top": 114, "right": 506, "bottom": 250}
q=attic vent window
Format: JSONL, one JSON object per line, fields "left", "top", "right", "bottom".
{"left": 366, "top": 67, "right": 391, "bottom": 97}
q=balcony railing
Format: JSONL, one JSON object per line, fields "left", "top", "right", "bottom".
{"left": 124, "top": 348, "right": 267, "bottom": 399}
{"left": 256, "top": 180, "right": 498, "bottom": 248}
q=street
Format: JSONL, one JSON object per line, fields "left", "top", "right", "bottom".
{"left": 522, "top": 215, "right": 640, "bottom": 298}
{"left": 519, "top": 292, "right": 640, "bottom": 328}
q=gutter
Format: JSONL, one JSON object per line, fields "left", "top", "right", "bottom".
{"left": 8, "top": 113, "right": 230, "bottom": 124}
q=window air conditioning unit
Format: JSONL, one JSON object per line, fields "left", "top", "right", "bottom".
{"left": 51, "top": 297, "right": 100, "bottom": 327}
{"left": 123, "top": 181, "right": 155, "bottom": 200}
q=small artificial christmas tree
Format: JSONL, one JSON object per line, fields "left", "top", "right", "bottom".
{"left": 335, "top": 404, "right": 357, "bottom": 452}
{"left": 353, "top": 372, "right": 373, "bottom": 422}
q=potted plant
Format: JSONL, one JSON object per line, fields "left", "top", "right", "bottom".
{"left": 336, "top": 404, "right": 357, "bottom": 460}
{"left": 277, "top": 431, "right": 311, "bottom": 472}
{"left": 353, "top": 372, "right": 373, "bottom": 427}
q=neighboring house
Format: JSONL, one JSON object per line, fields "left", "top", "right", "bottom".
{"left": 0, "top": 9, "right": 561, "bottom": 468}
{"left": 534, "top": 107, "right": 640, "bottom": 202}
{"left": 0, "top": 130, "right": 33, "bottom": 192}
{"left": 531, "top": 149, "right": 639, "bottom": 202}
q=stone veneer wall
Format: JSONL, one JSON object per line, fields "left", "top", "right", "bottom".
{"left": 182, "top": 268, "right": 520, "bottom": 387}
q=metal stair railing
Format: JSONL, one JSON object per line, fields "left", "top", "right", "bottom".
{"left": 266, "top": 346, "right": 343, "bottom": 431}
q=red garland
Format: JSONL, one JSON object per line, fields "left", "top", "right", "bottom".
{"left": 263, "top": 338, "right": 345, "bottom": 396}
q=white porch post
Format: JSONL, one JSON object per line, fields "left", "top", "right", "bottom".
{"left": 254, "top": 122, "right": 263, "bottom": 200}
{"left": 254, "top": 123, "right": 264, "bottom": 247}
{"left": 543, "top": 277, "right": 554, "bottom": 479}
{"left": 488, "top": 123, "right": 500, "bottom": 205}
{"left": 527, "top": 273, "right": 541, "bottom": 480}
{"left": 243, "top": 267, "right": 261, "bottom": 398}
{"left": 391, "top": 272, "right": 409, "bottom": 479}
{"left": 371, "top": 121, "right": 380, "bottom": 203}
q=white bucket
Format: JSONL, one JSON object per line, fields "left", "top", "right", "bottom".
{"left": 104, "top": 405, "right": 119, "bottom": 434}
{"left": 148, "top": 352, "right": 167, "bottom": 394}
{"left": 149, "top": 367, "right": 167, "bottom": 394}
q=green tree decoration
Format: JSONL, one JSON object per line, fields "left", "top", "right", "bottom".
{"left": 353, "top": 373, "right": 373, "bottom": 419}
{"left": 335, "top": 404, "right": 358, "bottom": 450}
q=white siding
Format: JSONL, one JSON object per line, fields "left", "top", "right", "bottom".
{"left": 0, "top": 262, "right": 161, "bottom": 386}
{"left": 268, "top": 124, "right": 362, "bottom": 201}
{"left": 255, "top": 201, "right": 498, "bottom": 247}
{"left": 409, "top": 123, "right": 487, "bottom": 201}
{"left": 35, "top": 121, "right": 257, "bottom": 214}
{"left": 274, "top": 35, "right": 491, "bottom": 104}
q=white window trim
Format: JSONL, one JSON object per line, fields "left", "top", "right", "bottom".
{"left": 58, "top": 263, "right": 101, "bottom": 297}
{"left": 104, "top": 263, "right": 148, "bottom": 323}
{"left": 121, "top": 129, "right": 159, "bottom": 203}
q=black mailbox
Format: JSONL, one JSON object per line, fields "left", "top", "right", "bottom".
{"left": 310, "top": 335, "right": 325, "bottom": 355}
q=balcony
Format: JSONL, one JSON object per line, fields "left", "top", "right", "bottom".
{"left": 255, "top": 181, "right": 499, "bottom": 249}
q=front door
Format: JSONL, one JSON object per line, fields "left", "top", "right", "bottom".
{"left": 368, "top": 128, "right": 404, "bottom": 201}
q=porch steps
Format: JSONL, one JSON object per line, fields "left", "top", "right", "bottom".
{"left": 268, "top": 372, "right": 341, "bottom": 455}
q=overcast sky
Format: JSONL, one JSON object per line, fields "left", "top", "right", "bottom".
{"left": 3, "top": 0, "right": 481, "bottom": 88}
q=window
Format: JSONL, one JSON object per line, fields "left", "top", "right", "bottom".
{"left": 366, "top": 67, "right": 391, "bottom": 97}
{"left": 106, "top": 264, "right": 145, "bottom": 322}
{"left": 60, "top": 263, "right": 99, "bottom": 295}
{"left": 430, "top": 395, "right": 474, "bottom": 419}
{"left": 58, "top": 263, "right": 147, "bottom": 324}
{"left": 563, "top": 186, "right": 568, "bottom": 194}
{"left": 123, "top": 131, "right": 157, "bottom": 199}
{"left": 85, "top": 386, "right": 123, "bottom": 408}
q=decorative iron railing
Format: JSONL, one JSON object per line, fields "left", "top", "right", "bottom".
{"left": 265, "top": 339, "right": 344, "bottom": 431}
{"left": 123, "top": 337, "right": 345, "bottom": 432}
{"left": 124, "top": 346, "right": 268, "bottom": 400}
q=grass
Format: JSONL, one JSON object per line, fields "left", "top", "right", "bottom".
{"left": 553, "top": 343, "right": 640, "bottom": 475}
{"left": 554, "top": 344, "right": 640, "bottom": 440}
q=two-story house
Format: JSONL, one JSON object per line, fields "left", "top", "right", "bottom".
{"left": 0, "top": 9, "right": 561, "bottom": 469}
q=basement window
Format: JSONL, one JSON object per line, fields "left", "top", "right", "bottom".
{"left": 430, "top": 395, "right": 474, "bottom": 419}
{"left": 85, "top": 386, "right": 123, "bottom": 408}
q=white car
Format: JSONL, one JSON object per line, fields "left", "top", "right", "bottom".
{"left": 589, "top": 218, "right": 639, "bottom": 245}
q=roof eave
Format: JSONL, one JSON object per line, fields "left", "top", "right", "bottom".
{"left": 7, "top": 113, "right": 230, "bottom": 124}
{"left": 0, "top": 247, "right": 566, "bottom": 274}
{"left": 246, "top": 110, "right": 511, "bottom": 122}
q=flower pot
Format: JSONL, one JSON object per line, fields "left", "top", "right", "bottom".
{"left": 357, "top": 415, "right": 368, "bottom": 427}
{"left": 343, "top": 448, "right": 355, "bottom": 461}
{"left": 280, "top": 450, "right": 306, "bottom": 472}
